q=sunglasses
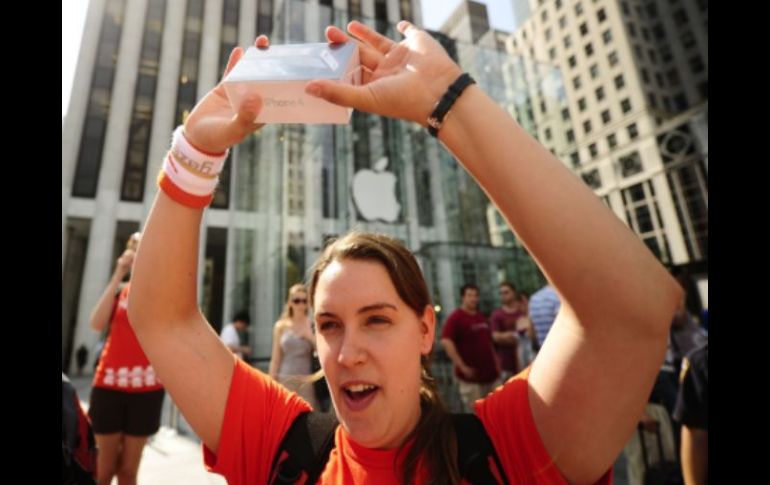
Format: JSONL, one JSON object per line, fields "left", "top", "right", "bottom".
{"left": 292, "top": 298, "right": 308, "bottom": 304}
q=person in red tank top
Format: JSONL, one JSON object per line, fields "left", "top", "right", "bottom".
{"left": 88, "top": 232, "right": 165, "bottom": 485}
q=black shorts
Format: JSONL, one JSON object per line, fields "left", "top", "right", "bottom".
{"left": 88, "top": 387, "right": 165, "bottom": 436}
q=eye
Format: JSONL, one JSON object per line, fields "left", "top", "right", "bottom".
{"left": 367, "top": 315, "right": 391, "bottom": 326}
{"left": 318, "top": 320, "right": 341, "bottom": 332}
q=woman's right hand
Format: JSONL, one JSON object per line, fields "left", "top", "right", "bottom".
{"left": 306, "top": 21, "right": 463, "bottom": 126}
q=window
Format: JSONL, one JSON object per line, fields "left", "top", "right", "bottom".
{"left": 673, "top": 9, "right": 689, "bottom": 26}
{"left": 628, "top": 23, "right": 636, "bottom": 37}
{"left": 614, "top": 74, "right": 625, "bottom": 89}
{"left": 589, "top": 143, "right": 598, "bottom": 158}
{"left": 653, "top": 24, "right": 666, "bottom": 40}
{"left": 567, "top": 129, "right": 575, "bottom": 142}
{"left": 601, "top": 109, "right": 611, "bottom": 124}
{"left": 597, "top": 8, "right": 607, "bottom": 22}
{"left": 661, "top": 45, "right": 673, "bottom": 62}
{"left": 541, "top": 10, "right": 548, "bottom": 22}
{"left": 656, "top": 72, "right": 664, "bottom": 88}
{"left": 648, "top": 49, "right": 658, "bottom": 63}
{"left": 627, "top": 123, "right": 639, "bottom": 139}
{"left": 621, "top": 98, "right": 632, "bottom": 113}
{"left": 681, "top": 31, "right": 696, "bottom": 49}
{"left": 559, "top": 16, "right": 567, "bottom": 28}
{"left": 689, "top": 56, "right": 705, "bottom": 73}
{"left": 569, "top": 55, "right": 577, "bottom": 68}
{"left": 674, "top": 93, "right": 689, "bottom": 111}
{"left": 667, "top": 69, "right": 681, "bottom": 87}
{"left": 582, "top": 169, "right": 602, "bottom": 189}
{"left": 698, "top": 81, "right": 708, "bottom": 98}
{"left": 648, "top": 92, "right": 657, "bottom": 107}
{"left": 585, "top": 43, "right": 594, "bottom": 57}
{"left": 580, "top": 22, "right": 589, "bottom": 36}
{"left": 619, "top": 151, "right": 643, "bottom": 177}
{"left": 549, "top": 47, "right": 556, "bottom": 60}
{"left": 607, "top": 133, "right": 617, "bottom": 149}
{"left": 570, "top": 152, "right": 580, "bottom": 168}
{"left": 602, "top": 29, "right": 612, "bottom": 44}
{"left": 641, "top": 68, "right": 650, "bottom": 83}
{"left": 590, "top": 64, "right": 599, "bottom": 79}
{"left": 545, "top": 127, "right": 552, "bottom": 140}
{"left": 545, "top": 28, "right": 552, "bottom": 41}
{"left": 595, "top": 86, "right": 605, "bottom": 101}
{"left": 563, "top": 35, "right": 572, "bottom": 48}
{"left": 608, "top": 51, "right": 619, "bottom": 66}
{"left": 562, "top": 107, "right": 571, "bottom": 121}
{"left": 578, "top": 97, "right": 587, "bottom": 111}
{"left": 575, "top": 3, "right": 584, "bottom": 15}
{"left": 583, "top": 119, "right": 592, "bottom": 134}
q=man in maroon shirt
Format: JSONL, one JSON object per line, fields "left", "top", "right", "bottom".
{"left": 441, "top": 284, "right": 501, "bottom": 411}
{"left": 490, "top": 281, "right": 523, "bottom": 382}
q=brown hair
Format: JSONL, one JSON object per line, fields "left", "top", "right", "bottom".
{"left": 308, "top": 231, "right": 460, "bottom": 485}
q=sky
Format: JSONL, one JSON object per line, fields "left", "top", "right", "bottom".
{"left": 62, "top": 0, "right": 515, "bottom": 118}
{"left": 62, "top": 0, "right": 89, "bottom": 118}
{"left": 420, "top": 0, "right": 515, "bottom": 32}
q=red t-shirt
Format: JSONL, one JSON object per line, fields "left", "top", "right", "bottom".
{"left": 92, "top": 283, "right": 162, "bottom": 392}
{"left": 204, "top": 360, "right": 612, "bottom": 484}
{"left": 441, "top": 309, "right": 500, "bottom": 383}
{"left": 490, "top": 308, "right": 523, "bottom": 373}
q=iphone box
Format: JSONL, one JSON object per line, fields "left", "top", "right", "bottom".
{"left": 223, "top": 42, "right": 361, "bottom": 124}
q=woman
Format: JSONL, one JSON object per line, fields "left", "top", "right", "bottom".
{"left": 88, "top": 232, "right": 165, "bottom": 485}
{"left": 515, "top": 291, "right": 538, "bottom": 368}
{"left": 128, "top": 20, "right": 682, "bottom": 483}
{"left": 269, "top": 284, "right": 319, "bottom": 409}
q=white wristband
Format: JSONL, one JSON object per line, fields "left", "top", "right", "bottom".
{"left": 163, "top": 153, "right": 219, "bottom": 196}
{"left": 171, "top": 125, "right": 229, "bottom": 178}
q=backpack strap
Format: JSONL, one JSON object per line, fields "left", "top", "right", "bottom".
{"left": 452, "top": 413, "right": 510, "bottom": 485}
{"left": 269, "top": 411, "right": 509, "bottom": 484}
{"left": 269, "top": 412, "right": 338, "bottom": 485}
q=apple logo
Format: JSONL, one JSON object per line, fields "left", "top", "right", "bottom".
{"left": 351, "top": 156, "right": 401, "bottom": 223}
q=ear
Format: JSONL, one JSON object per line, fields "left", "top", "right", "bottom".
{"left": 419, "top": 304, "right": 436, "bottom": 355}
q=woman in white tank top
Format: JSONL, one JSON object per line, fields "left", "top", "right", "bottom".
{"left": 268, "top": 284, "right": 319, "bottom": 409}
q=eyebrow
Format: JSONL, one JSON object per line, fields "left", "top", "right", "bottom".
{"left": 316, "top": 302, "right": 398, "bottom": 319}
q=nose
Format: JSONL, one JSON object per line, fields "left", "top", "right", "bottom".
{"left": 337, "top": 328, "right": 367, "bottom": 368}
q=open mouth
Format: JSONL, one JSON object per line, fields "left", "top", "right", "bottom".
{"left": 340, "top": 382, "right": 380, "bottom": 411}
{"left": 343, "top": 383, "right": 379, "bottom": 401}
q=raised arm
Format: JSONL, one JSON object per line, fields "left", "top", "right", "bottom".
{"left": 308, "top": 21, "right": 683, "bottom": 482}
{"left": 90, "top": 250, "right": 132, "bottom": 331}
{"left": 128, "top": 37, "right": 269, "bottom": 453}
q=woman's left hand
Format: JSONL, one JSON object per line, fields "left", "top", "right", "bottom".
{"left": 183, "top": 36, "right": 271, "bottom": 154}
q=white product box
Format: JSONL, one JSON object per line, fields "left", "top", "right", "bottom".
{"left": 223, "top": 42, "right": 361, "bottom": 124}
